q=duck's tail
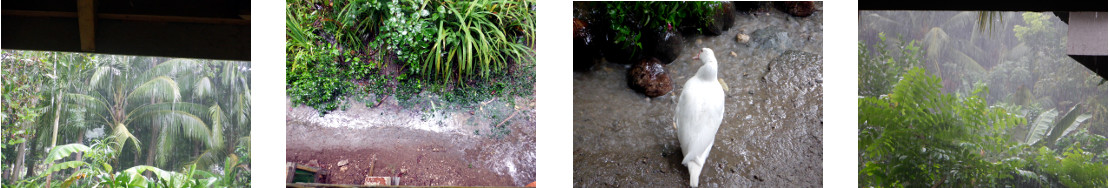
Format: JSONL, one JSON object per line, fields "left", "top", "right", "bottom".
{"left": 684, "top": 159, "right": 703, "bottom": 187}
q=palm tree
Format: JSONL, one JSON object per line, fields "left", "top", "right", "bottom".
{"left": 193, "top": 61, "right": 251, "bottom": 168}
{"left": 34, "top": 52, "right": 95, "bottom": 186}
{"left": 64, "top": 55, "right": 222, "bottom": 171}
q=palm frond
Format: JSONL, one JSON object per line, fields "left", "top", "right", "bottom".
{"left": 208, "top": 104, "right": 225, "bottom": 150}
{"left": 126, "top": 76, "right": 182, "bottom": 105}
{"left": 133, "top": 59, "right": 204, "bottom": 83}
{"left": 63, "top": 93, "right": 110, "bottom": 119}
{"left": 111, "top": 122, "right": 142, "bottom": 153}
{"left": 126, "top": 102, "right": 211, "bottom": 124}
{"left": 88, "top": 65, "right": 119, "bottom": 91}
{"left": 976, "top": 11, "right": 1003, "bottom": 34}
{"left": 157, "top": 110, "right": 213, "bottom": 142}
{"left": 194, "top": 76, "right": 212, "bottom": 100}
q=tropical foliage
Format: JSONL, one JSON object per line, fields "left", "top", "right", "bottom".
{"left": 286, "top": 0, "right": 536, "bottom": 114}
{"left": 1, "top": 51, "right": 250, "bottom": 187}
{"left": 601, "top": 1, "right": 727, "bottom": 57}
{"left": 858, "top": 11, "right": 1108, "bottom": 186}
{"left": 858, "top": 32, "right": 922, "bottom": 97}
{"left": 859, "top": 68, "right": 1027, "bottom": 186}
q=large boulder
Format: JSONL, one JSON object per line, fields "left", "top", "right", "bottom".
{"left": 645, "top": 27, "right": 685, "bottom": 64}
{"left": 574, "top": 18, "right": 600, "bottom": 71}
{"left": 750, "top": 27, "right": 792, "bottom": 51}
{"left": 627, "top": 58, "right": 673, "bottom": 97}
{"left": 775, "top": 2, "right": 816, "bottom": 17}
{"left": 699, "top": 2, "right": 736, "bottom": 36}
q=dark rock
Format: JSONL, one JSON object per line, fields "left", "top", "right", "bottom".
{"left": 689, "top": 2, "right": 736, "bottom": 36}
{"left": 594, "top": 2, "right": 645, "bottom": 64}
{"left": 627, "top": 58, "right": 673, "bottom": 97}
{"left": 750, "top": 27, "right": 792, "bottom": 50}
{"left": 714, "top": 2, "right": 737, "bottom": 30}
{"left": 732, "top": 1, "right": 763, "bottom": 12}
{"left": 573, "top": 3, "right": 609, "bottom": 70}
{"left": 645, "top": 27, "right": 685, "bottom": 64}
{"left": 775, "top": 1, "right": 816, "bottom": 17}
{"left": 574, "top": 18, "right": 600, "bottom": 71}
{"left": 601, "top": 43, "right": 639, "bottom": 64}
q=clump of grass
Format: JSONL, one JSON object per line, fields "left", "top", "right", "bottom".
{"left": 421, "top": 0, "right": 535, "bottom": 82}
{"left": 488, "top": 120, "right": 511, "bottom": 140}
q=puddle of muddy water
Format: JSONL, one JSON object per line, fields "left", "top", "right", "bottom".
{"left": 574, "top": 3, "right": 823, "bottom": 187}
{"left": 287, "top": 95, "right": 536, "bottom": 186}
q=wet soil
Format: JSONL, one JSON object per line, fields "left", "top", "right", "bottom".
{"left": 573, "top": 3, "right": 823, "bottom": 187}
{"left": 287, "top": 96, "right": 536, "bottom": 186}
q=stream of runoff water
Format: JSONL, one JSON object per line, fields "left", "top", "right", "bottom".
{"left": 286, "top": 96, "right": 536, "bottom": 186}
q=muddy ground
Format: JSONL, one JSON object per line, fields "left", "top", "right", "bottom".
{"left": 573, "top": 3, "right": 824, "bottom": 187}
{"left": 287, "top": 96, "right": 536, "bottom": 186}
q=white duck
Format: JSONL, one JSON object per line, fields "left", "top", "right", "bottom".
{"left": 675, "top": 48, "right": 726, "bottom": 187}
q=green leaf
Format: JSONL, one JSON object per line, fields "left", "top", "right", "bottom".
{"left": 1043, "top": 104, "right": 1086, "bottom": 146}
{"left": 44, "top": 143, "right": 90, "bottom": 162}
{"left": 43, "top": 161, "right": 89, "bottom": 175}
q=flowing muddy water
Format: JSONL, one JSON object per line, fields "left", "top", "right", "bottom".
{"left": 573, "top": 4, "right": 823, "bottom": 187}
{"left": 286, "top": 95, "right": 536, "bottom": 186}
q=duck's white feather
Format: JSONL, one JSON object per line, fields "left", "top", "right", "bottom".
{"left": 675, "top": 48, "right": 725, "bottom": 187}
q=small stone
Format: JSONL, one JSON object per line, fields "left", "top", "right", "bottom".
{"left": 338, "top": 159, "right": 349, "bottom": 167}
{"left": 696, "top": 39, "right": 703, "bottom": 44}
{"left": 340, "top": 166, "right": 349, "bottom": 172}
{"left": 730, "top": 51, "right": 738, "bottom": 57}
{"left": 736, "top": 33, "right": 750, "bottom": 43}
{"left": 718, "top": 78, "right": 730, "bottom": 92}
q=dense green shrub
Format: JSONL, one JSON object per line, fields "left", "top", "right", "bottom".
{"left": 1013, "top": 12, "right": 1065, "bottom": 54}
{"left": 286, "top": 0, "right": 536, "bottom": 114}
{"left": 1031, "top": 145, "right": 1107, "bottom": 187}
{"left": 860, "top": 68, "right": 1026, "bottom": 187}
{"left": 287, "top": 0, "right": 381, "bottom": 113}
{"left": 602, "top": 1, "right": 724, "bottom": 57}
{"left": 859, "top": 68, "right": 1106, "bottom": 187}
{"left": 372, "top": 0, "right": 535, "bottom": 81}
{"left": 375, "top": 0, "right": 436, "bottom": 74}
{"left": 858, "top": 32, "right": 923, "bottom": 97}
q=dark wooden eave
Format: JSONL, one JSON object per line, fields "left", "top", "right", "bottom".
{"left": 2, "top": 0, "right": 250, "bottom": 61}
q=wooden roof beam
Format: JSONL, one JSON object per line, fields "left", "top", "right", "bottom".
{"left": 2, "top": 10, "right": 250, "bottom": 25}
{"left": 77, "top": 0, "right": 95, "bottom": 51}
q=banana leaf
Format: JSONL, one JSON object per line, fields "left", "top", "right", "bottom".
{"left": 1025, "top": 109, "right": 1057, "bottom": 145}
